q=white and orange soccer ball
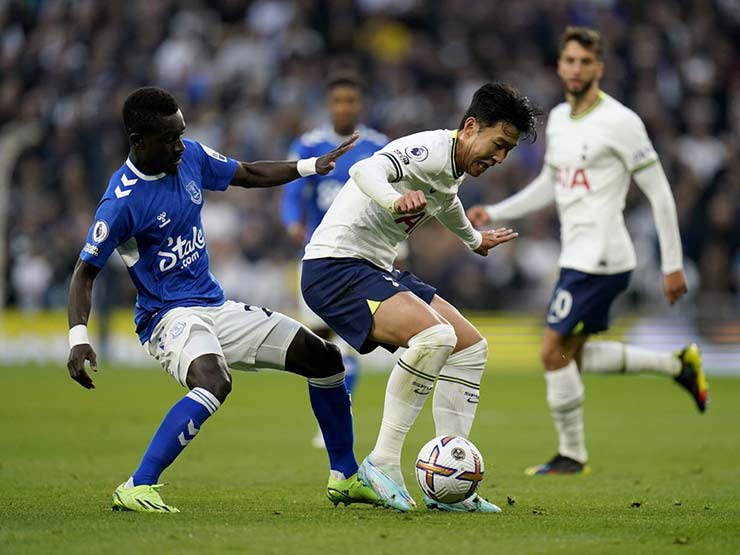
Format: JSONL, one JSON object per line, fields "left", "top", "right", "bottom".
{"left": 415, "top": 435, "right": 485, "bottom": 504}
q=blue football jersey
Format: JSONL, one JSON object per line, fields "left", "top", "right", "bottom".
{"left": 281, "top": 125, "right": 387, "bottom": 242}
{"left": 80, "top": 139, "right": 238, "bottom": 343}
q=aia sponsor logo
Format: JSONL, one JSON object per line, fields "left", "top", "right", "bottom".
{"left": 555, "top": 167, "right": 591, "bottom": 191}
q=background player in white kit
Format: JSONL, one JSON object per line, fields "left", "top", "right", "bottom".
{"left": 302, "top": 83, "right": 540, "bottom": 512}
{"left": 467, "top": 27, "right": 709, "bottom": 476}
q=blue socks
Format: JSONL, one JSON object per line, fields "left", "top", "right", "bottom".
{"left": 132, "top": 388, "right": 220, "bottom": 486}
{"left": 308, "top": 373, "right": 358, "bottom": 478}
{"left": 131, "top": 376, "right": 357, "bottom": 484}
{"left": 342, "top": 355, "right": 360, "bottom": 395}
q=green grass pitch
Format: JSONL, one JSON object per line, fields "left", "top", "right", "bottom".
{"left": 1, "top": 363, "right": 739, "bottom": 554}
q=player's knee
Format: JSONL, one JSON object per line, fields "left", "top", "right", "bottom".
{"left": 285, "top": 328, "right": 344, "bottom": 378}
{"left": 409, "top": 323, "right": 457, "bottom": 351}
{"left": 447, "top": 337, "right": 488, "bottom": 369}
{"left": 540, "top": 341, "right": 567, "bottom": 371}
{"left": 319, "top": 340, "right": 344, "bottom": 377}
{"left": 186, "top": 355, "right": 232, "bottom": 403}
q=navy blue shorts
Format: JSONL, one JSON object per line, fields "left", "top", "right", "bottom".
{"left": 545, "top": 268, "right": 631, "bottom": 336}
{"left": 301, "top": 257, "right": 437, "bottom": 354}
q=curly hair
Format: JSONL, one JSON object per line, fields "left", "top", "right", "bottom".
{"left": 123, "top": 87, "right": 179, "bottom": 135}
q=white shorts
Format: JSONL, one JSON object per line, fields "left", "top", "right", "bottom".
{"left": 145, "top": 300, "right": 302, "bottom": 387}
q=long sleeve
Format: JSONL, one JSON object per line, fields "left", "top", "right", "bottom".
{"left": 348, "top": 155, "right": 403, "bottom": 212}
{"left": 632, "top": 161, "right": 684, "bottom": 273}
{"left": 436, "top": 196, "right": 483, "bottom": 250}
{"left": 486, "top": 165, "right": 556, "bottom": 222}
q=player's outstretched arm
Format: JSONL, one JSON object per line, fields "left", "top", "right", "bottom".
{"left": 230, "top": 133, "right": 359, "bottom": 188}
{"left": 67, "top": 259, "right": 101, "bottom": 390}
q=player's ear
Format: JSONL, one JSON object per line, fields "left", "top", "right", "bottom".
{"left": 463, "top": 116, "right": 479, "bottom": 134}
{"left": 129, "top": 132, "right": 144, "bottom": 149}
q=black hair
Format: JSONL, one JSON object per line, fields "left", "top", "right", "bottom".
{"left": 560, "top": 26, "right": 605, "bottom": 61}
{"left": 326, "top": 71, "right": 365, "bottom": 94}
{"left": 458, "top": 83, "right": 541, "bottom": 142}
{"left": 123, "top": 86, "right": 180, "bottom": 135}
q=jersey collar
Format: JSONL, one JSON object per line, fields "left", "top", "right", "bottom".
{"left": 125, "top": 158, "right": 166, "bottom": 181}
{"left": 570, "top": 90, "right": 605, "bottom": 120}
{"left": 450, "top": 130, "right": 464, "bottom": 178}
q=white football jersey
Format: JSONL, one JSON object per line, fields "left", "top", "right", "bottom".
{"left": 304, "top": 129, "right": 475, "bottom": 271}
{"left": 545, "top": 91, "right": 659, "bottom": 274}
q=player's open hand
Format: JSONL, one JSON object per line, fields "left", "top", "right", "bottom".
{"left": 664, "top": 269, "right": 688, "bottom": 305}
{"left": 316, "top": 132, "right": 360, "bottom": 175}
{"left": 393, "top": 190, "right": 427, "bottom": 214}
{"left": 473, "top": 227, "right": 518, "bottom": 256}
{"left": 466, "top": 205, "right": 492, "bottom": 228}
{"left": 67, "top": 344, "right": 98, "bottom": 389}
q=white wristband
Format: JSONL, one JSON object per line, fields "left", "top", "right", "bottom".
{"left": 297, "top": 157, "right": 318, "bottom": 177}
{"left": 69, "top": 324, "right": 90, "bottom": 348}
{"left": 469, "top": 229, "right": 483, "bottom": 250}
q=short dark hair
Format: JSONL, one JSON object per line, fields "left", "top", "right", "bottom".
{"left": 123, "top": 87, "right": 179, "bottom": 135}
{"left": 458, "top": 83, "right": 541, "bottom": 142}
{"left": 326, "top": 71, "right": 365, "bottom": 94}
{"left": 559, "top": 26, "right": 605, "bottom": 60}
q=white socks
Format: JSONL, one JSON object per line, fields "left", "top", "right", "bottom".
{"left": 545, "top": 361, "right": 587, "bottom": 463}
{"left": 581, "top": 341, "right": 681, "bottom": 376}
{"left": 370, "top": 324, "right": 457, "bottom": 468}
{"left": 433, "top": 339, "right": 487, "bottom": 438}
{"left": 545, "top": 342, "right": 681, "bottom": 465}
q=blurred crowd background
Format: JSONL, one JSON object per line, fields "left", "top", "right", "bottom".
{"left": 2, "top": 0, "right": 739, "bottom": 321}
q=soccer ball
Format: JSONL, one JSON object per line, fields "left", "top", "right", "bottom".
{"left": 415, "top": 435, "right": 485, "bottom": 504}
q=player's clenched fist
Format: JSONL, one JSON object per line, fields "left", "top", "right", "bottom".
{"left": 466, "top": 205, "right": 492, "bottom": 229}
{"left": 393, "top": 190, "right": 427, "bottom": 214}
{"left": 473, "top": 227, "right": 518, "bottom": 256}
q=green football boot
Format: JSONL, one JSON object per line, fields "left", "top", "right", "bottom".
{"left": 112, "top": 482, "right": 180, "bottom": 513}
{"left": 675, "top": 343, "right": 709, "bottom": 413}
{"left": 327, "top": 473, "right": 382, "bottom": 507}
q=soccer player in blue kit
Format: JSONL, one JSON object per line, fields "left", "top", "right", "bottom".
{"left": 281, "top": 72, "right": 388, "bottom": 447}
{"left": 66, "top": 87, "right": 381, "bottom": 512}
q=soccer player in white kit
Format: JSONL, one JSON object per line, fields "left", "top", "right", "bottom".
{"left": 467, "top": 27, "right": 709, "bottom": 476}
{"left": 302, "top": 83, "right": 540, "bottom": 511}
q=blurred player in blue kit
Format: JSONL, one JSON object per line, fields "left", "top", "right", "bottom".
{"left": 66, "top": 87, "right": 383, "bottom": 512}
{"left": 281, "top": 72, "right": 388, "bottom": 447}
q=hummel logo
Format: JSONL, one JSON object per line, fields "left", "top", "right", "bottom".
{"left": 177, "top": 419, "right": 199, "bottom": 446}
{"left": 157, "top": 212, "right": 171, "bottom": 228}
{"left": 115, "top": 174, "right": 138, "bottom": 199}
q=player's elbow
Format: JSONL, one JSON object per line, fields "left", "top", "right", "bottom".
{"left": 348, "top": 158, "right": 367, "bottom": 181}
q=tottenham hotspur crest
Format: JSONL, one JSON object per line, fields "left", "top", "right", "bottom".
{"left": 184, "top": 180, "right": 202, "bottom": 205}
